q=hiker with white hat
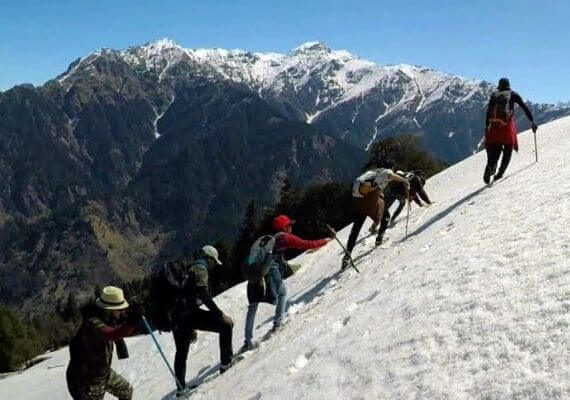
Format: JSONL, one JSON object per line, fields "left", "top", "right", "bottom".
{"left": 170, "top": 245, "right": 235, "bottom": 398}
{"left": 66, "top": 286, "right": 143, "bottom": 400}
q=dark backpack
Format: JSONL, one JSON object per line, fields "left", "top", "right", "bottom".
{"left": 490, "top": 90, "right": 513, "bottom": 125}
{"left": 242, "top": 234, "right": 282, "bottom": 281}
{"left": 150, "top": 261, "right": 189, "bottom": 332}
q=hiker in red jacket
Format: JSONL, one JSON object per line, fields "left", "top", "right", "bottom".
{"left": 242, "top": 215, "right": 331, "bottom": 351}
{"left": 483, "top": 77, "right": 538, "bottom": 183}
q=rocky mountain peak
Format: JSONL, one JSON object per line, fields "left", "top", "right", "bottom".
{"left": 291, "top": 41, "right": 332, "bottom": 55}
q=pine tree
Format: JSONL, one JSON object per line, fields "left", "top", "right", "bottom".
{"left": 93, "top": 284, "right": 103, "bottom": 299}
{"left": 0, "top": 305, "right": 43, "bottom": 372}
{"left": 365, "top": 134, "right": 447, "bottom": 177}
{"left": 61, "top": 293, "right": 80, "bottom": 321}
{"left": 280, "top": 178, "right": 292, "bottom": 200}
{"left": 231, "top": 201, "right": 259, "bottom": 273}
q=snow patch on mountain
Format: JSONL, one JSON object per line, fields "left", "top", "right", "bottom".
{"left": 366, "top": 102, "right": 392, "bottom": 150}
{"left": 121, "top": 38, "right": 188, "bottom": 78}
{"left": 152, "top": 94, "right": 175, "bottom": 139}
{"left": 57, "top": 52, "right": 102, "bottom": 84}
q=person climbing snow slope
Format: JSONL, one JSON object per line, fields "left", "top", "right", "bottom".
{"left": 483, "top": 77, "right": 538, "bottom": 183}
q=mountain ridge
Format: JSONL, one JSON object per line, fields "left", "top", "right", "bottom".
{"left": 53, "top": 38, "right": 569, "bottom": 163}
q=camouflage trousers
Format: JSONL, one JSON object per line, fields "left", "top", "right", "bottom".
{"left": 67, "top": 367, "right": 133, "bottom": 400}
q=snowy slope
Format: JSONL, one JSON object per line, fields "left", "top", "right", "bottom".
{"left": 2, "top": 117, "right": 569, "bottom": 399}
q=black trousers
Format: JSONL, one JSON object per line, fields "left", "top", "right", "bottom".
{"left": 346, "top": 208, "right": 389, "bottom": 253}
{"left": 486, "top": 144, "right": 513, "bottom": 176}
{"left": 377, "top": 209, "right": 390, "bottom": 241}
{"left": 410, "top": 178, "right": 431, "bottom": 206}
{"left": 173, "top": 309, "right": 233, "bottom": 389}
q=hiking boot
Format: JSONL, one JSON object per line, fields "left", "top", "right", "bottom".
{"left": 494, "top": 171, "right": 504, "bottom": 180}
{"left": 239, "top": 340, "right": 259, "bottom": 353}
{"left": 272, "top": 320, "right": 284, "bottom": 332}
{"left": 483, "top": 165, "right": 495, "bottom": 184}
{"left": 375, "top": 235, "right": 384, "bottom": 246}
{"left": 341, "top": 254, "right": 351, "bottom": 270}
{"left": 220, "top": 359, "right": 237, "bottom": 374}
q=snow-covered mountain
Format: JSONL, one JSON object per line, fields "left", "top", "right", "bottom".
{"left": 1, "top": 39, "right": 368, "bottom": 313}
{"left": 56, "top": 38, "right": 570, "bottom": 164}
{"left": 4, "top": 117, "right": 569, "bottom": 399}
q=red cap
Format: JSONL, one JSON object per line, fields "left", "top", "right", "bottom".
{"left": 272, "top": 215, "right": 295, "bottom": 232}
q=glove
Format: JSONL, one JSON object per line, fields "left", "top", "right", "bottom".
{"left": 126, "top": 303, "right": 144, "bottom": 324}
{"left": 326, "top": 225, "right": 337, "bottom": 238}
{"left": 531, "top": 122, "right": 538, "bottom": 133}
{"left": 288, "top": 263, "right": 302, "bottom": 274}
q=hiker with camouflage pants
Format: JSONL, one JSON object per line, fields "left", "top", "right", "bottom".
{"left": 66, "top": 286, "right": 143, "bottom": 400}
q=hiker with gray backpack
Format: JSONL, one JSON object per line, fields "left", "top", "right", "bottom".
{"left": 240, "top": 215, "right": 332, "bottom": 352}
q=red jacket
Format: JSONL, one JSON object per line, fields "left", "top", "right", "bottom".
{"left": 274, "top": 232, "right": 327, "bottom": 255}
{"left": 485, "top": 119, "right": 519, "bottom": 151}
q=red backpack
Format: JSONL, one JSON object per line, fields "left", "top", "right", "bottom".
{"left": 489, "top": 90, "right": 513, "bottom": 127}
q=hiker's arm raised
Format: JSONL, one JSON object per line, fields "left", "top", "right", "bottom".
{"left": 280, "top": 233, "right": 330, "bottom": 250}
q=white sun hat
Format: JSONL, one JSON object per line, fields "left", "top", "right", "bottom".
{"left": 202, "top": 245, "right": 222, "bottom": 265}
{"left": 96, "top": 286, "right": 130, "bottom": 310}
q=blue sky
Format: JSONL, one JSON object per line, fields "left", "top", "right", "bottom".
{"left": 1, "top": 0, "right": 568, "bottom": 103}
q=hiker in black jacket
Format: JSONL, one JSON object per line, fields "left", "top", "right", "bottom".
{"left": 375, "top": 169, "right": 432, "bottom": 230}
{"left": 406, "top": 170, "right": 432, "bottom": 208}
{"left": 170, "top": 245, "right": 235, "bottom": 398}
{"left": 483, "top": 77, "right": 538, "bottom": 183}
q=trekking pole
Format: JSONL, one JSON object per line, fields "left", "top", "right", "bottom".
{"left": 405, "top": 199, "right": 411, "bottom": 237}
{"left": 533, "top": 130, "right": 538, "bottom": 163}
{"left": 326, "top": 224, "right": 360, "bottom": 273}
{"left": 141, "top": 316, "right": 189, "bottom": 399}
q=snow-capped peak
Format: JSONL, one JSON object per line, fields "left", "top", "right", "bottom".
{"left": 56, "top": 38, "right": 490, "bottom": 129}
{"left": 291, "top": 40, "right": 331, "bottom": 54}
{"left": 147, "top": 37, "right": 179, "bottom": 50}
